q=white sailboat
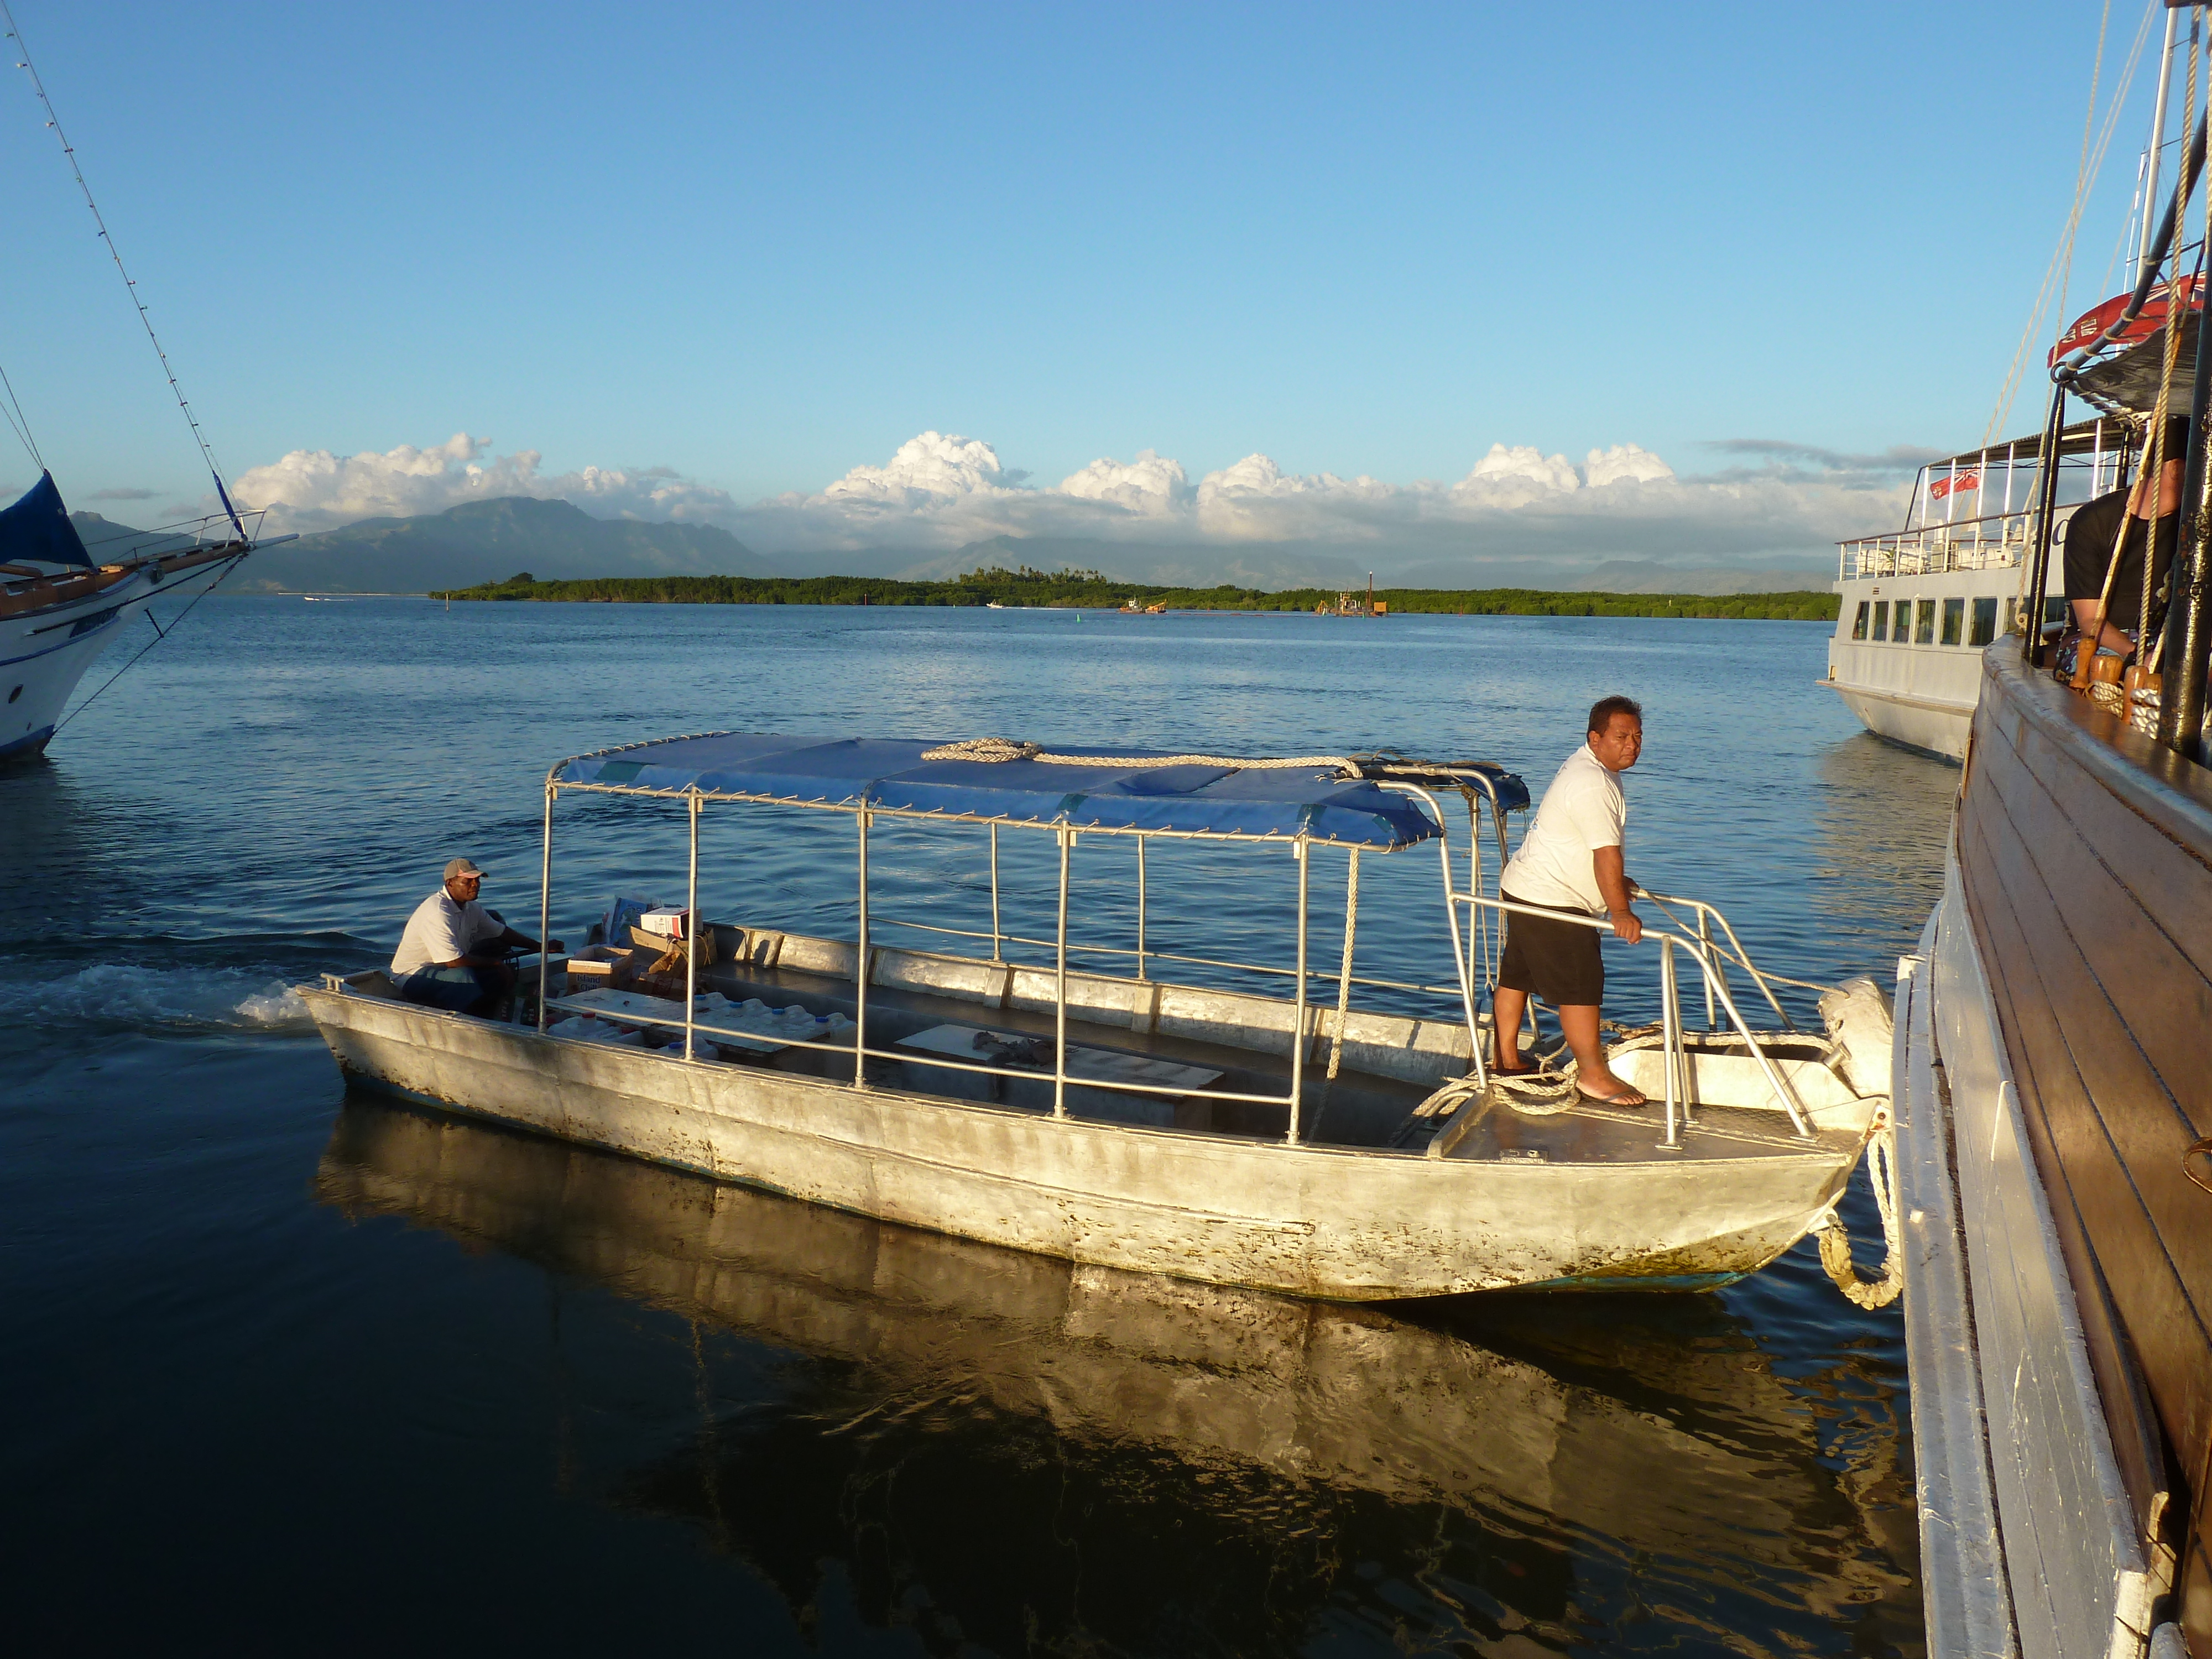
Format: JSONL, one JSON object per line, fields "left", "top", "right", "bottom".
{"left": 0, "top": 4, "right": 288, "bottom": 761}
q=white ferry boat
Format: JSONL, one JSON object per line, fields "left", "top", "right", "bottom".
{"left": 1822, "top": 422, "right": 2124, "bottom": 760}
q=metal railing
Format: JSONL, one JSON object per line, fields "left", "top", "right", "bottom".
{"left": 863, "top": 913, "right": 1470, "bottom": 1003}
{"left": 1453, "top": 891, "right": 1817, "bottom": 1144}
{"left": 1838, "top": 509, "right": 2037, "bottom": 580}
{"left": 527, "top": 766, "right": 1823, "bottom": 1154}
{"left": 539, "top": 780, "right": 1485, "bottom": 1150}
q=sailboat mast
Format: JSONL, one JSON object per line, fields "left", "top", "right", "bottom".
{"left": 2141, "top": 6, "right": 2183, "bottom": 278}
{"left": 1, "top": 1, "right": 247, "bottom": 541}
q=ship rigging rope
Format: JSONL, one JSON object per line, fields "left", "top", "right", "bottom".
{"left": 1816, "top": 1108, "right": 1903, "bottom": 1311}
{"left": 2139, "top": 40, "right": 2212, "bottom": 702}
{"left": 920, "top": 737, "right": 1357, "bottom": 772}
{"left": 1984, "top": 0, "right": 2153, "bottom": 445}
{"left": 1, "top": 1, "right": 244, "bottom": 536}
{"left": 0, "top": 360, "right": 39, "bottom": 468}
{"left": 50, "top": 550, "right": 244, "bottom": 736}
{"left": 2082, "top": 17, "right": 2200, "bottom": 697}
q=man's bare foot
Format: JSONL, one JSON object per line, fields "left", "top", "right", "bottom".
{"left": 1575, "top": 1070, "right": 1648, "bottom": 1107}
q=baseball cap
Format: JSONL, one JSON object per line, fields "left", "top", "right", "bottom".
{"left": 444, "top": 857, "right": 484, "bottom": 883}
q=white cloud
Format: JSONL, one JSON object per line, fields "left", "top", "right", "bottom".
{"left": 818, "top": 430, "right": 1014, "bottom": 508}
{"left": 1191, "top": 455, "right": 1399, "bottom": 541}
{"left": 229, "top": 425, "right": 1910, "bottom": 582}
{"left": 233, "top": 432, "right": 737, "bottom": 535}
{"left": 1584, "top": 442, "right": 1676, "bottom": 487}
{"left": 1057, "top": 448, "right": 1187, "bottom": 514}
{"left": 1464, "top": 442, "right": 1582, "bottom": 493}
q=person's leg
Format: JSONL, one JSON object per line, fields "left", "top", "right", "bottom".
{"left": 1559, "top": 1003, "right": 1645, "bottom": 1103}
{"left": 466, "top": 962, "right": 517, "bottom": 1019}
{"left": 398, "top": 966, "right": 483, "bottom": 1013}
{"left": 1493, "top": 985, "right": 1528, "bottom": 1071}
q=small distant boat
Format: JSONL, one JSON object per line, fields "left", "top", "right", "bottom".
{"left": 985, "top": 601, "right": 1005, "bottom": 609}
{"left": 301, "top": 733, "right": 1898, "bottom": 1302}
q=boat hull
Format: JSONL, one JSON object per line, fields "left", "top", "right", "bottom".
{"left": 0, "top": 583, "right": 140, "bottom": 761}
{"left": 1897, "top": 640, "right": 2212, "bottom": 1658}
{"left": 300, "top": 984, "right": 1866, "bottom": 1302}
{"left": 1825, "top": 681, "right": 1973, "bottom": 760}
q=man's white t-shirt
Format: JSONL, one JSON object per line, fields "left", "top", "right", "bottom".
{"left": 1499, "top": 743, "right": 1626, "bottom": 916}
{"left": 391, "top": 889, "right": 503, "bottom": 976}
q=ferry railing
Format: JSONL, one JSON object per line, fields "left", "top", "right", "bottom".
{"left": 1837, "top": 509, "right": 2038, "bottom": 580}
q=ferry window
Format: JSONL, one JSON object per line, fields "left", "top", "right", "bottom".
{"left": 1969, "top": 596, "right": 1998, "bottom": 647}
{"left": 1852, "top": 602, "right": 1869, "bottom": 640}
{"left": 1871, "top": 601, "right": 1890, "bottom": 640}
{"left": 1914, "top": 599, "right": 1937, "bottom": 644}
{"left": 1942, "top": 597, "right": 1965, "bottom": 645}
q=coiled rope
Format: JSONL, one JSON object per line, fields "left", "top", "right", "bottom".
{"left": 1815, "top": 1106, "right": 1903, "bottom": 1310}
{"left": 921, "top": 737, "right": 1355, "bottom": 772}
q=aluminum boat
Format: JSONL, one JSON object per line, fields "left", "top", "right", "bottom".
{"left": 301, "top": 733, "right": 1900, "bottom": 1303}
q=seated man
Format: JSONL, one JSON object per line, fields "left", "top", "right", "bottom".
{"left": 1491, "top": 696, "right": 1647, "bottom": 1106}
{"left": 2063, "top": 416, "right": 2184, "bottom": 665}
{"left": 390, "top": 858, "right": 559, "bottom": 1016}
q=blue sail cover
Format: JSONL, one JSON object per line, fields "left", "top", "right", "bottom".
{"left": 0, "top": 472, "right": 93, "bottom": 569}
{"left": 555, "top": 734, "right": 1467, "bottom": 849}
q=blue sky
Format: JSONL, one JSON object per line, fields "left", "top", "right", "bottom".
{"left": 0, "top": 1, "right": 2184, "bottom": 575}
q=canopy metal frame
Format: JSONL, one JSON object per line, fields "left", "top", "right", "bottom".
{"left": 531, "top": 760, "right": 1820, "bottom": 1153}
{"left": 533, "top": 768, "right": 1517, "bottom": 1146}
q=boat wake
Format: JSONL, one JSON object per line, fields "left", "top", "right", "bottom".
{"left": 0, "top": 957, "right": 316, "bottom": 1032}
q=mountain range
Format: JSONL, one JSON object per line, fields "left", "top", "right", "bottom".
{"left": 222, "top": 496, "right": 774, "bottom": 593}
{"left": 89, "top": 494, "right": 1829, "bottom": 597}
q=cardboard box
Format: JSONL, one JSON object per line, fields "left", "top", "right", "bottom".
{"left": 568, "top": 948, "right": 623, "bottom": 987}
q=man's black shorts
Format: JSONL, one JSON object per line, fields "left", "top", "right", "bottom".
{"left": 1499, "top": 890, "right": 1604, "bottom": 1006}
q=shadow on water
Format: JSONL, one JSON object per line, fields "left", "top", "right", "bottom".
{"left": 316, "top": 1093, "right": 1921, "bottom": 1657}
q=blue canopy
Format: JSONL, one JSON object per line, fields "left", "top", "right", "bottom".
{"left": 552, "top": 733, "right": 1497, "bottom": 849}
{"left": 0, "top": 473, "right": 93, "bottom": 569}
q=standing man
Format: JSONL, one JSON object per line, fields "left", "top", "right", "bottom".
{"left": 390, "top": 857, "right": 558, "bottom": 1017}
{"left": 1492, "top": 696, "right": 1647, "bottom": 1105}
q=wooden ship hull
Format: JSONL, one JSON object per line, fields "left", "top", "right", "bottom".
{"left": 1900, "top": 646, "right": 2212, "bottom": 1657}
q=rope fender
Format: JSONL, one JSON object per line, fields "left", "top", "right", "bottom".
{"left": 921, "top": 737, "right": 1357, "bottom": 773}
{"left": 1815, "top": 1106, "right": 1903, "bottom": 1310}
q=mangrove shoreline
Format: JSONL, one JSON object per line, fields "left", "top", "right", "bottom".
{"left": 429, "top": 565, "right": 1839, "bottom": 621}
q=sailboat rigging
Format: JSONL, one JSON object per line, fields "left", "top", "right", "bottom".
{"left": 0, "top": 1, "right": 291, "bottom": 761}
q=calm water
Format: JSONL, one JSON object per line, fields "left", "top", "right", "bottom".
{"left": 1, "top": 598, "right": 1958, "bottom": 1656}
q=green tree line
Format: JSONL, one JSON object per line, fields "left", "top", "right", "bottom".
{"left": 430, "top": 564, "right": 1839, "bottom": 622}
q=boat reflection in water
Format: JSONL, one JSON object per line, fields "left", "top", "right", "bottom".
{"left": 315, "top": 1096, "right": 1919, "bottom": 1655}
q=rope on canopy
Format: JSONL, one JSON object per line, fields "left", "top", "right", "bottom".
{"left": 920, "top": 737, "right": 1358, "bottom": 773}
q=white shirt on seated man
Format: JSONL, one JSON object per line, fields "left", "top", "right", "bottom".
{"left": 392, "top": 857, "right": 560, "bottom": 1016}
